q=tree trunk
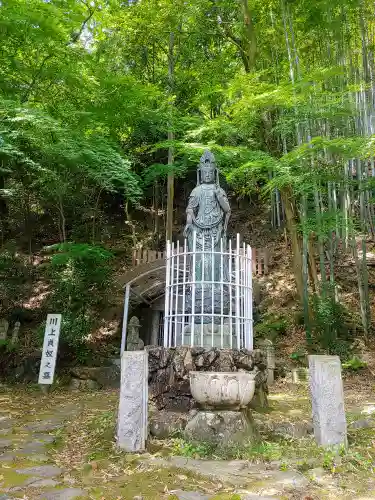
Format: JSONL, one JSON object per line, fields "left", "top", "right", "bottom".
{"left": 0, "top": 173, "right": 7, "bottom": 245}
{"left": 241, "top": 0, "right": 257, "bottom": 71}
{"left": 280, "top": 187, "right": 304, "bottom": 303}
{"left": 166, "top": 32, "right": 175, "bottom": 243}
{"left": 57, "top": 197, "right": 66, "bottom": 243}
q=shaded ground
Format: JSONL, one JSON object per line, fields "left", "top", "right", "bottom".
{"left": 1, "top": 378, "right": 375, "bottom": 499}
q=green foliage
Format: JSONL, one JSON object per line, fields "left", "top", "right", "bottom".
{"left": 0, "top": 246, "right": 32, "bottom": 315}
{"left": 254, "top": 315, "right": 288, "bottom": 341}
{"left": 0, "top": 339, "right": 17, "bottom": 353}
{"left": 310, "top": 285, "right": 352, "bottom": 359}
{"left": 290, "top": 350, "right": 308, "bottom": 366}
{"left": 342, "top": 356, "right": 368, "bottom": 371}
{"left": 46, "top": 243, "right": 113, "bottom": 354}
{"left": 171, "top": 438, "right": 215, "bottom": 459}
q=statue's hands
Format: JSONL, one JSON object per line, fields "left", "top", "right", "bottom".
{"left": 183, "top": 224, "right": 192, "bottom": 238}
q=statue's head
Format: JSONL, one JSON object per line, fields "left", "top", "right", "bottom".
{"left": 197, "top": 150, "right": 219, "bottom": 185}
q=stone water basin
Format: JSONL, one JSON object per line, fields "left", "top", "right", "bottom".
{"left": 189, "top": 371, "right": 256, "bottom": 410}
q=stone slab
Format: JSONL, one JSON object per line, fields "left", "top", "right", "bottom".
{"left": 32, "top": 434, "right": 56, "bottom": 444}
{"left": 144, "top": 457, "right": 309, "bottom": 488}
{"left": 25, "top": 421, "right": 62, "bottom": 432}
{"left": 16, "top": 440, "right": 46, "bottom": 453}
{"left": 28, "top": 478, "right": 60, "bottom": 488}
{"left": 171, "top": 491, "right": 210, "bottom": 500}
{"left": 0, "top": 417, "right": 12, "bottom": 432}
{"left": 0, "top": 439, "right": 12, "bottom": 449}
{"left": 16, "top": 465, "right": 63, "bottom": 477}
{"left": 241, "top": 496, "right": 282, "bottom": 500}
{"left": 39, "top": 487, "right": 86, "bottom": 499}
{"left": 308, "top": 355, "right": 347, "bottom": 447}
{"left": 117, "top": 350, "right": 148, "bottom": 452}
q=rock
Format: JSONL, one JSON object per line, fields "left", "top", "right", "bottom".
{"left": 273, "top": 421, "right": 314, "bottom": 438}
{"left": 212, "top": 349, "right": 234, "bottom": 372}
{"left": 190, "top": 347, "right": 205, "bottom": 356}
{"left": 195, "top": 349, "right": 218, "bottom": 368}
{"left": 16, "top": 440, "right": 46, "bottom": 453}
{"left": 13, "top": 351, "right": 41, "bottom": 382}
{"left": 28, "top": 454, "right": 50, "bottom": 463}
{"left": 39, "top": 488, "right": 86, "bottom": 500}
{"left": 184, "top": 410, "right": 258, "bottom": 447}
{"left": 69, "top": 378, "right": 99, "bottom": 391}
{"left": 0, "top": 417, "right": 12, "bottom": 430}
{"left": 173, "top": 347, "right": 189, "bottom": 377}
{"left": 0, "top": 438, "right": 12, "bottom": 450}
{"left": 183, "top": 350, "right": 195, "bottom": 371}
{"left": 241, "top": 495, "right": 281, "bottom": 500}
{"left": 25, "top": 421, "right": 61, "bottom": 432}
{"left": 0, "top": 318, "right": 9, "bottom": 340}
{"left": 171, "top": 490, "right": 210, "bottom": 500}
{"left": 149, "top": 411, "right": 188, "bottom": 439}
{"left": 33, "top": 434, "right": 56, "bottom": 444}
{"left": 16, "top": 465, "right": 63, "bottom": 477}
{"left": 234, "top": 352, "right": 254, "bottom": 371}
{"left": 69, "top": 366, "right": 120, "bottom": 388}
{"left": 308, "top": 467, "right": 337, "bottom": 487}
{"left": 274, "top": 361, "right": 288, "bottom": 379}
{"left": 0, "top": 453, "right": 18, "bottom": 462}
{"left": 350, "top": 419, "right": 374, "bottom": 429}
{"left": 27, "top": 478, "right": 60, "bottom": 488}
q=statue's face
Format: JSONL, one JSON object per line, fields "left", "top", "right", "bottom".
{"left": 201, "top": 165, "right": 215, "bottom": 183}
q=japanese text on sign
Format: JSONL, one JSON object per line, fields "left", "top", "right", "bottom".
{"left": 38, "top": 314, "right": 62, "bottom": 385}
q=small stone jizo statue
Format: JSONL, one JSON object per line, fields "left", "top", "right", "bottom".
{"left": 126, "top": 316, "right": 144, "bottom": 351}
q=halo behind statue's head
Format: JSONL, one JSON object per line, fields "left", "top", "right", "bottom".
{"left": 197, "top": 150, "right": 220, "bottom": 186}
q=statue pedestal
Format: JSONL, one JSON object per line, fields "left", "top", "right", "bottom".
{"left": 177, "top": 323, "right": 237, "bottom": 348}
{"left": 185, "top": 372, "right": 258, "bottom": 448}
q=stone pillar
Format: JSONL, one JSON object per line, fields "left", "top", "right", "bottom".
{"left": 11, "top": 321, "right": 21, "bottom": 345}
{"left": 0, "top": 319, "right": 9, "bottom": 341}
{"left": 258, "top": 339, "right": 275, "bottom": 385}
{"left": 292, "top": 367, "right": 309, "bottom": 384}
{"left": 117, "top": 350, "right": 148, "bottom": 452}
{"left": 150, "top": 310, "right": 160, "bottom": 346}
{"left": 308, "top": 355, "right": 347, "bottom": 447}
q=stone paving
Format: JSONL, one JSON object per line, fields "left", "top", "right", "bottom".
{"left": 0, "top": 401, "right": 86, "bottom": 500}
{"left": 2, "top": 384, "right": 375, "bottom": 500}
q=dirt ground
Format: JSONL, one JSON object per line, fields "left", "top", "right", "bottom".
{"left": 0, "top": 374, "right": 375, "bottom": 500}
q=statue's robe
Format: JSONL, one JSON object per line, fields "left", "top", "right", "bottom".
{"left": 185, "top": 183, "right": 230, "bottom": 320}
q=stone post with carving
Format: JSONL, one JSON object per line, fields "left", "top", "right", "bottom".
{"left": 308, "top": 355, "right": 347, "bottom": 447}
{"left": 258, "top": 339, "right": 275, "bottom": 385}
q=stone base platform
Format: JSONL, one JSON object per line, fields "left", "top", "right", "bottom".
{"left": 184, "top": 409, "right": 259, "bottom": 447}
{"left": 147, "top": 346, "right": 268, "bottom": 412}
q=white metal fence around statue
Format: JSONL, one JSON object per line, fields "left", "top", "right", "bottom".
{"left": 163, "top": 233, "right": 253, "bottom": 350}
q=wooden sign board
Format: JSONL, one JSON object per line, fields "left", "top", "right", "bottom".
{"left": 38, "top": 314, "right": 62, "bottom": 385}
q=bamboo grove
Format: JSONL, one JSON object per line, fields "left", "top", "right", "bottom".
{"left": 0, "top": 0, "right": 374, "bottom": 349}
